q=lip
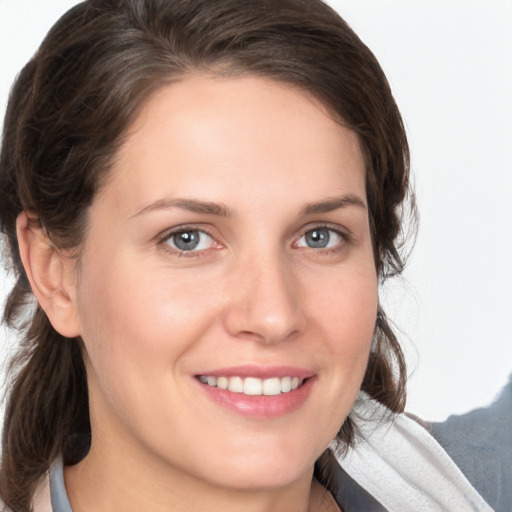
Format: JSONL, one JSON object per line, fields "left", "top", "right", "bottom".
{"left": 194, "top": 366, "right": 316, "bottom": 419}
{"left": 195, "top": 365, "right": 315, "bottom": 380}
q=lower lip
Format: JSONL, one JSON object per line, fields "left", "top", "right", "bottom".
{"left": 196, "top": 377, "right": 316, "bottom": 419}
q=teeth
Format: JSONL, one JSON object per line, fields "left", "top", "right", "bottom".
{"left": 217, "top": 376, "right": 228, "bottom": 390}
{"left": 228, "top": 376, "right": 244, "bottom": 393}
{"left": 199, "top": 375, "right": 306, "bottom": 396}
{"left": 263, "top": 377, "right": 281, "bottom": 396}
{"left": 280, "top": 376, "right": 292, "bottom": 393}
{"left": 244, "top": 377, "right": 263, "bottom": 395}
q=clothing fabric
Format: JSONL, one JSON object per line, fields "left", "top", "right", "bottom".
{"left": 431, "top": 377, "right": 512, "bottom": 512}
{"left": 22, "top": 394, "right": 494, "bottom": 512}
{"left": 49, "top": 459, "right": 72, "bottom": 512}
{"left": 332, "top": 396, "right": 494, "bottom": 512}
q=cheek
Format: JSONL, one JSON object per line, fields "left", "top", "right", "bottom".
{"left": 313, "top": 265, "right": 378, "bottom": 346}
{"left": 74, "top": 258, "right": 227, "bottom": 451}
{"left": 74, "top": 250, "right": 219, "bottom": 395}
{"left": 309, "top": 262, "right": 378, "bottom": 399}
{"left": 291, "top": 265, "right": 377, "bottom": 449}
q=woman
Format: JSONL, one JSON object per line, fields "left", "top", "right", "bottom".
{"left": 0, "top": 1, "right": 493, "bottom": 511}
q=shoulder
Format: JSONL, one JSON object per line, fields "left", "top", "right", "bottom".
{"left": 431, "top": 377, "right": 512, "bottom": 512}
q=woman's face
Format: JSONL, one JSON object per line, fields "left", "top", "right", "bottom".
{"left": 71, "top": 75, "right": 377, "bottom": 490}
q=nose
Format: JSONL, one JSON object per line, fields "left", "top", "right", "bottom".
{"left": 223, "top": 252, "right": 305, "bottom": 345}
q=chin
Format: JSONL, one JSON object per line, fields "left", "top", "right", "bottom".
{"left": 192, "top": 442, "right": 319, "bottom": 491}
{"left": 209, "top": 466, "right": 310, "bottom": 491}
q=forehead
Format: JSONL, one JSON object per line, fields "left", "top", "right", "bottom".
{"left": 101, "top": 74, "right": 366, "bottom": 214}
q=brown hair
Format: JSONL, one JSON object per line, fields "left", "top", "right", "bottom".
{"left": 0, "top": 0, "right": 414, "bottom": 509}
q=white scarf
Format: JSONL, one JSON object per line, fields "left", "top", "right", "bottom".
{"left": 334, "top": 396, "right": 494, "bottom": 512}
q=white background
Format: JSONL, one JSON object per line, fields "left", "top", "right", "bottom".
{"left": 1, "top": 0, "right": 511, "bottom": 422}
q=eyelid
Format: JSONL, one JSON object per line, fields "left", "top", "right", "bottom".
{"left": 295, "top": 222, "right": 351, "bottom": 240}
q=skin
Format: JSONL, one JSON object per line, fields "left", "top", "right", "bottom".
{"left": 19, "top": 75, "right": 377, "bottom": 512}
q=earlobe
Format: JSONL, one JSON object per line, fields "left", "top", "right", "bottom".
{"left": 16, "top": 211, "right": 81, "bottom": 338}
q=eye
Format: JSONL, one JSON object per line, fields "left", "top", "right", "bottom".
{"left": 296, "top": 227, "right": 344, "bottom": 250}
{"left": 163, "top": 229, "right": 216, "bottom": 253}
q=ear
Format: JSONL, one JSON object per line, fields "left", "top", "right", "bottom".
{"left": 16, "top": 211, "right": 81, "bottom": 338}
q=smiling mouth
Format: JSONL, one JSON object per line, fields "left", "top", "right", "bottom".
{"left": 197, "top": 375, "right": 306, "bottom": 396}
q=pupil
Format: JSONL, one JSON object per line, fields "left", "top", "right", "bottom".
{"left": 174, "top": 231, "right": 200, "bottom": 250}
{"left": 306, "top": 228, "right": 329, "bottom": 248}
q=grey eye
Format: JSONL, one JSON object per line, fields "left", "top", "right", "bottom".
{"left": 296, "top": 228, "right": 343, "bottom": 249}
{"left": 304, "top": 228, "right": 330, "bottom": 248}
{"left": 165, "top": 230, "right": 214, "bottom": 251}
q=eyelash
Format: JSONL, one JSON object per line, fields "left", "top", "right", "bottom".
{"left": 157, "top": 224, "right": 350, "bottom": 258}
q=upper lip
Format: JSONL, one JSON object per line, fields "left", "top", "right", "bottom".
{"left": 195, "top": 365, "right": 315, "bottom": 380}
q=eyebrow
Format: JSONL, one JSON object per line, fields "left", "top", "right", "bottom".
{"left": 300, "top": 195, "right": 367, "bottom": 215}
{"left": 131, "top": 198, "right": 232, "bottom": 218}
{"left": 131, "top": 194, "right": 366, "bottom": 219}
